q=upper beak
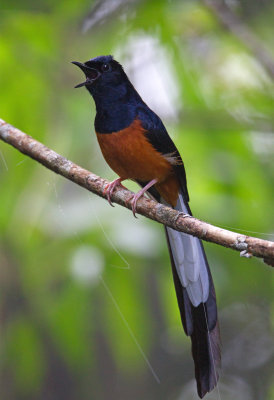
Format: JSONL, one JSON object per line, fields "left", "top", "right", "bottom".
{"left": 71, "top": 61, "right": 100, "bottom": 88}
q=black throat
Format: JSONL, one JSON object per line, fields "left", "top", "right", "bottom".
{"left": 87, "top": 78, "right": 144, "bottom": 134}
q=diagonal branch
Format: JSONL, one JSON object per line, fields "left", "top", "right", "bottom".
{"left": 0, "top": 118, "right": 273, "bottom": 266}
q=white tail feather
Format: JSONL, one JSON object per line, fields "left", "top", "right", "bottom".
{"left": 166, "top": 193, "right": 209, "bottom": 307}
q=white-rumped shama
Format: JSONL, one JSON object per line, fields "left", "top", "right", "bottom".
{"left": 72, "top": 55, "right": 220, "bottom": 398}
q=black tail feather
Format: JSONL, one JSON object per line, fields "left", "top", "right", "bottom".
{"left": 165, "top": 227, "right": 221, "bottom": 398}
{"left": 191, "top": 317, "right": 221, "bottom": 398}
{"left": 141, "top": 182, "right": 221, "bottom": 397}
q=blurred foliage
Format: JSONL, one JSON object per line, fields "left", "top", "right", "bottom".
{"left": 0, "top": 0, "right": 274, "bottom": 399}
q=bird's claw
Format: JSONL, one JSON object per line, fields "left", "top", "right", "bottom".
{"left": 103, "top": 178, "right": 124, "bottom": 207}
{"left": 131, "top": 194, "right": 140, "bottom": 218}
{"left": 125, "top": 194, "right": 137, "bottom": 218}
{"left": 127, "top": 178, "right": 158, "bottom": 218}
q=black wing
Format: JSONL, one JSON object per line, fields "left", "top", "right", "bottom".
{"left": 137, "top": 105, "right": 189, "bottom": 202}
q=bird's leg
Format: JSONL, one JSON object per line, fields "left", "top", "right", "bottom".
{"left": 103, "top": 178, "right": 126, "bottom": 207}
{"left": 129, "top": 178, "right": 158, "bottom": 218}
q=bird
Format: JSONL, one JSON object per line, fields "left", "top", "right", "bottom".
{"left": 72, "top": 55, "right": 221, "bottom": 398}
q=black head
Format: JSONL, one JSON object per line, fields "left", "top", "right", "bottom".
{"left": 73, "top": 56, "right": 143, "bottom": 133}
{"left": 72, "top": 55, "right": 144, "bottom": 132}
{"left": 72, "top": 55, "right": 128, "bottom": 95}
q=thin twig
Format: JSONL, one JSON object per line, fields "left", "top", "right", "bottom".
{"left": 0, "top": 118, "right": 273, "bottom": 265}
{"left": 203, "top": 0, "right": 274, "bottom": 80}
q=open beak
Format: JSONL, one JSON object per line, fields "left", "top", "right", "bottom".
{"left": 71, "top": 61, "right": 101, "bottom": 88}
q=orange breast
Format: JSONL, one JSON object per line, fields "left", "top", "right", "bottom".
{"left": 96, "top": 119, "right": 179, "bottom": 206}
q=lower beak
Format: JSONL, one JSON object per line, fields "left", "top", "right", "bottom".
{"left": 71, "top": 61, "right": 100, "bottom": 88}
{"left": 74, "top": 81, "right": 88, "bottom": 89}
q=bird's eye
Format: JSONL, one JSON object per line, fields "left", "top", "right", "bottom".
{"left": 101, "top": 63, "right": 111, "bottom": 72}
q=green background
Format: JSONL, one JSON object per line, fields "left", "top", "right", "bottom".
{"left": 0, "top": 0, "right": 274, "bottom": 399}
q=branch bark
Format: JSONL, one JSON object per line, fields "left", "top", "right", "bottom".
{"left": 203, "top": 0, "right": 274, "bottom": 80}
{"left": 0, "top": 118, "right": 273, "bottom": 265}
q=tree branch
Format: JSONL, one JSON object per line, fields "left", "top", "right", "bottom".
{"left": 203, "top": 0, "right": 274, "bottom": 80}
{"left": 0, "top": 118, "right": 273, "bottom": 265}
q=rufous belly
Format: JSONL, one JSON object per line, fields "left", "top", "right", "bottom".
{"left": 96, "top": 119, "right": 179, "bottom": 206}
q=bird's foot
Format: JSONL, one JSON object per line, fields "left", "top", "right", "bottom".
{"left": 127, "top": 178, "right": 158, "bottom": 218}
{"left": 103, "top": 178, "right": 125, "bottom": 207}
{"left": 128, "top": 192, "right": 143, "bottom": 218}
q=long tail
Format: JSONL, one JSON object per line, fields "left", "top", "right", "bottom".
{"left": 165, "top": 192, "right": 221, "bottom": 398}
